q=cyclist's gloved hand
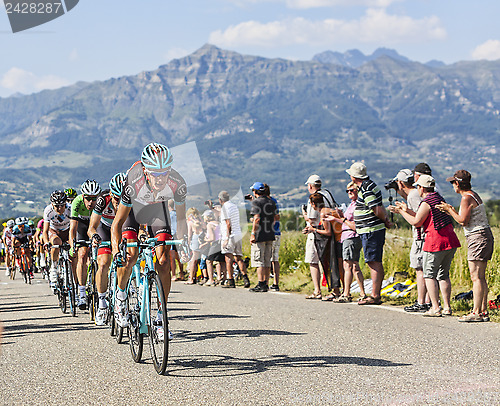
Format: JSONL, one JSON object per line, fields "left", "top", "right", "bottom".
{"left": 114, "top": 251, "right": 125, "bottom": 267}
{"left": 91, "top": 233, "right": 101, "bottom": 247}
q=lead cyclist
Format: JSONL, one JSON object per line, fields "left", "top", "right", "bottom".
{"left": 111, "top": 143, "right": 187, "bottom": 340}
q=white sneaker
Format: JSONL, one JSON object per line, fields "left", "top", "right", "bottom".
{"left": 114, "top": 298, "right": 129, "bottom": 328}
{"left": 95, "top": 308, "right": 107, "bottom": 326}
{"left": 5, "top": 269, "right": 10, "bottom": 276}
{"left": 49, "top": 266, "right": 58, "bottom": 284}
{"left": 156, "top": 325, "right": 164, "bottom": 341}
{"left": 77, "top": 296, "right": 87, "bottom": 311}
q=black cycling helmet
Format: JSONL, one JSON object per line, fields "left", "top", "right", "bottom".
{"left": 50, "top": 190, "right": 67, "bottom": 205}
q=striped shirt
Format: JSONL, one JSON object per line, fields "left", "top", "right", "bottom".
{"left": 220, "top": 200, "right": 242, "bottom": 239}
{"left": 423, "top": 192, "right": 452, "bottom": 231}
{"left": 353, "top": 178, "right": 385, "bottom": 234}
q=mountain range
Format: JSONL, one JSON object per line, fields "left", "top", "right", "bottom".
{"left": 1, "top": 44, "right": 499, "bottom": 217}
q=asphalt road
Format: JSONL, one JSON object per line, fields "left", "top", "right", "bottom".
{"left": 1, "top": 268, "right": 499, "bottom": 406}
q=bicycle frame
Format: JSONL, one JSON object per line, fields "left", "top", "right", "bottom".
{"left": 128, "top": 238, "right": 181, "bottom": 335}
{"left": 52, "top": 243, "right": 76, "bottom": 317}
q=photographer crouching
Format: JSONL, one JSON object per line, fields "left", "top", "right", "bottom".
{"left": 387, "top": 169, "right": 430, "bottom": 312}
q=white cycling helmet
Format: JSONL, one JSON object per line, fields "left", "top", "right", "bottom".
{"left": 15, "top": 217, "right": 28, "bottom": 225}
{"left": 141, "top": 143, "right": 173, "bottom": 171}
{"left": 81, "top": 179, "right": 102, "bottom": 196}
{"left": 7, "top": 219, "right": 15, "bottom": 228}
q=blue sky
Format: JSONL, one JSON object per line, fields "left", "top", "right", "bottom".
{"left": 1, "top": 0, "right": 500, "bottom": 97}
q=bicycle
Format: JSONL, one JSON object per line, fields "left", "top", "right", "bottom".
{"left": 83, "top": 238, "right": 99, "bottom": 322}
{"left": 13, "top": 242, "right": 32, "bottom": 284}
{"left": 51, "top": 242, "right": 77, "bottom": 317}
{"left": 106, "top": 240, "right": 128, "bottom": 344}
{"left": 127, "top": 235, "right": 183, "bottom": 375}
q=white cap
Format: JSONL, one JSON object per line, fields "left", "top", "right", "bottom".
{"left": 413, "top": 174, "right": 435, "bottom": 188}
{"left": 395, "top": 169, "right": 413, "bottom": 182}
{"left": 305, "top": 174, "right": 322, "bottom": 185}
{"left": 346, "top": 162, "right": 368, "bottom": 179}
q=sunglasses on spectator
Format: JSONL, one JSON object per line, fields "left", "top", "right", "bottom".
{"left": 346, "top": 189, "right": 356, "bottom": 193}
{"left": 146, "top": 169, "right": 170, "bottom": 178}
{"left": 84, "top": 195, "right": 98, "bottom": 201}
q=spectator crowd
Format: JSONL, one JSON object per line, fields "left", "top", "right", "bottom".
{"left": 168, "top": 161, "right": 494, "bottom": 323}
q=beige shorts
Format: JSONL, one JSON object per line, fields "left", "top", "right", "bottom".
{"left": 221, "top": 236, "right": 243, "bottom": 256}
{"left": 271, "top": 235, "right": 281, "bottom": 262}
{"left": 304, "top": 233, "right": 319, "bottom": 264}
{"left": 466, "top": 228, "right": 494, "bottom": 261}
{"left": 251, "top": 241, "right": 273, "bottom": 268}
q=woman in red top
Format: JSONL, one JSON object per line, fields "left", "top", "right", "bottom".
{"left": 391, "top": 175, "right": 460, "bottom": 317}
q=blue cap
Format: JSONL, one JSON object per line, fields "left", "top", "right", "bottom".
{"left": 250, "top": 182, "right": 265, "bottom": 191}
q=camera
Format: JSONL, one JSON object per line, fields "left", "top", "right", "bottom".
{"left": 384, "top": 179, "right": 399, "bottom": 191}
{"left": 204, "top": 200, "right": 214, "bottom": 207}
{"left": 244, "top": 194, "right": 253, "bottom": 201}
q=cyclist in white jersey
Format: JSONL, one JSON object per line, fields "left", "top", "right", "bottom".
{"left": 43, "top": 190, "right": 71, "bottom": 291}
{"left": 2, "top": 219, "right": 15, "bottom": 276}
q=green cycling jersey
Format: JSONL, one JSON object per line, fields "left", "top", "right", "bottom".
{"left": 71, "top": 194, "right": 91, "bottom": 225}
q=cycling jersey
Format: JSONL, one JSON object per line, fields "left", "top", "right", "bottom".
{"left": 37, "top": 219, "right": 44, "bottom": 232}
{"left": 121, "top": 161, "right": 187, "bottom": 208}
{"left": 121, "top": 161, "right": 187, "bottom": 240}
{"left": 3, "top": 228, "right": 13, "bottom": 245}
{"left": 71, "top": 194, "right": 92, "bottom": 225}
{"left": 93, "top": 190, "right": 116, "bottom": 228}
{"left": 12, "top": 224, "right": 32, "bottom": 238}
{"left": 43, "top": 203, "right": 71, "bottom": 231}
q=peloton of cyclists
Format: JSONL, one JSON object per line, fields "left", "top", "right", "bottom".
{"left": 87, "top": 173, "right": 126, "bottom": 326}
{"left": 11, "top": 217, "right": 34, "bottom": 278}
{"left": 69, "top": 180, "right": 102, "bottom": 310}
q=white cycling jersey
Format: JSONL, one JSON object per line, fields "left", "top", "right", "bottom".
{"left": 3, "top": 228, "right": 13, "bottom": 245}
{"left": 43, "top": 203, "right": 71, "bottom": 231}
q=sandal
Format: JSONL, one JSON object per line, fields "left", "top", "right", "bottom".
{"left": 321, "top": 293, "right": 338, "bottom": 301}
{"left": 334, "top": 295, "right": 352, "bottom": 303}
{"left": 358, "top": 296, "right": 382, "bottom": 305}
{"left": 357, "top": 295, "right": 369, "bottom": 303}
{"left": 306, "top": 292, "right": 322, "bottom": 300}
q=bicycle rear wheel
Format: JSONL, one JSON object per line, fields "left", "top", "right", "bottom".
{"left": 148, "top": 273, "right": 169, "bottom": 375}
{"left": 128, "top": 276, "right": 143, "bottom": 362}
{"left": 58, "top": 277, "right": 67, "bottom": 314}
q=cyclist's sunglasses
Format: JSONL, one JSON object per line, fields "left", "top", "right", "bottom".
{"left": 147, "top": 169, "right": 170, "bottom": 178}
{"left": 346, "top": 189, "right": 357, "bottom": 193}
{"left": 84, "top": 195, "right": 98, "bottom": 201}
{"left": 53, "top": 204, "right": 65, "bottom": 208}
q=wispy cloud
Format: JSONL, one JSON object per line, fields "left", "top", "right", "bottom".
{"left": 209, "top": 8, "right": 446, "bottom": 48}
{"left": 164, "top": 47, "right": 191, "bottom": 62}
{"left": 0, "top": 67, "right": 70, "bottom": 95}
{"left": 472, "top": 40, "right": 500, "bottom": 61}
{"left": 225, "top": 0, "right": 402, "bottom": 8}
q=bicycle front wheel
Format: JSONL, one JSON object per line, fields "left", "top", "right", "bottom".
{"left": 87, "top": 261, "right": 98, "bottom": 322}
{"left": 66, "top": 260, "right": 76, "bottom": 317}
{"left": 147, "top": 273, "right": 169, "bottom": 375}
